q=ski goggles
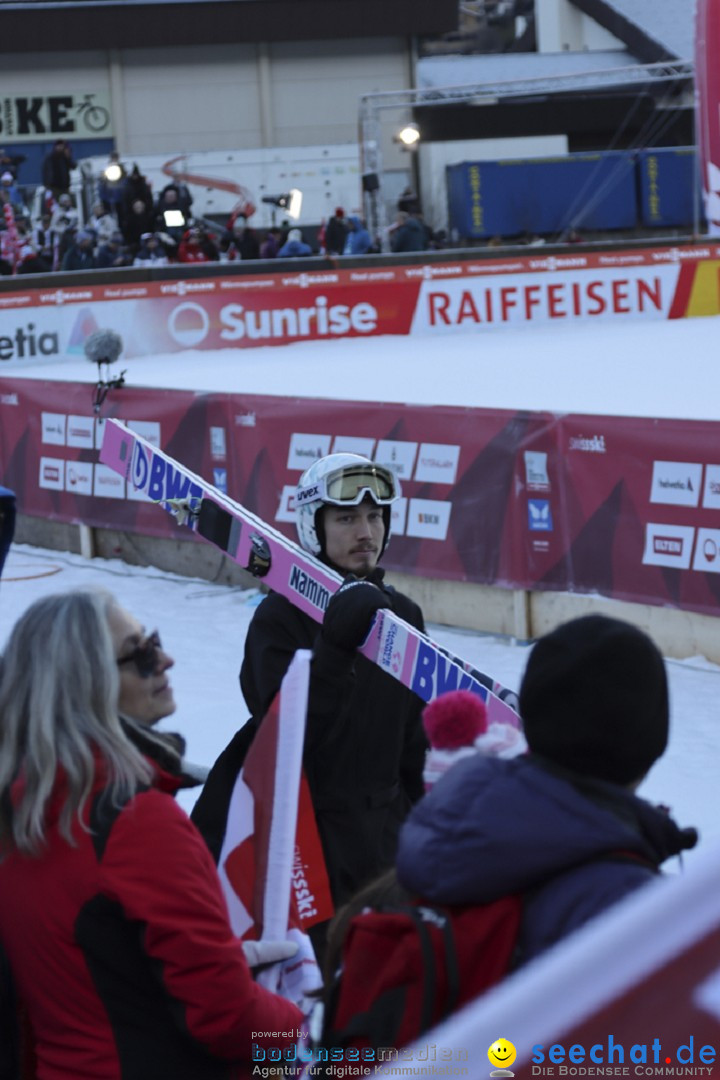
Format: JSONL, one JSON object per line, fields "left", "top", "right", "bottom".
{"left": 297, "top": 463, "right": 399, "bottom": 508}
{"left": 117, "top": 631, "right": 162, "bottom": 678}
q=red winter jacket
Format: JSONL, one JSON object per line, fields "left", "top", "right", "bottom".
{"left": 0, "top": 745, "right": 301, "bottom": 1080}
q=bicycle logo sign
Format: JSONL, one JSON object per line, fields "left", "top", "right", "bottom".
{"left": 75, "top": 93, "right": 111, "bottom": 134}
{"left": 0, "top": 92, "right": 113, "bottom": 139}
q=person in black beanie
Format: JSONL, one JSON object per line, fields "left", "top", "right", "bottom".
{"left": 397, "top": 613, "right": 697, "bottom": 968}
{"left": 519, "top": 614, "right": 669, "bottom": 787}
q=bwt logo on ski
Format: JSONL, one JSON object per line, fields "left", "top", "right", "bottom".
{"left": 288, "top": 566, "right": 331, "bottom": 612}
{"left": 131, "top": 444, "right": 203, "bottom": 505}
{"left": 411, "top": 641, "right": 484, "bottom": 703}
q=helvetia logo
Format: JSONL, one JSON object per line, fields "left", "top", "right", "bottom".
{"left": 0, "top": 323, "right": 60, "bottom": 362}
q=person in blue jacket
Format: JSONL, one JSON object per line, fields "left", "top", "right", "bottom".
{"left": 0, "top": 487, "right": 15, "bottom": 581}
{"left": 277, "top": 227, "right": 312, "bottom": 258}
{"left": 343, "top": 215, "right": 372, "bottom": 255}
{"left": 396, "top": 614, "right": 697, "bottom": 967}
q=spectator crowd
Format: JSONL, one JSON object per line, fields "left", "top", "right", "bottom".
{"left": 0, "top": 142, "right": 440, "bottom": 276}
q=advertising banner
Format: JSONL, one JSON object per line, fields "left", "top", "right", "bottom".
{"left": 0, "top": 91, "right": 113, "bottom": 140}
{"left": 2, "top": 378, "right": 720, "bottom": 619}
{"left": 0, "top": 246, "right": 719, "bottom": 371}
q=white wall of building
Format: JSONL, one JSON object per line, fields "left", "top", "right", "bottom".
{"left": 0, "top": 38, "right": 410, "bottom": 156}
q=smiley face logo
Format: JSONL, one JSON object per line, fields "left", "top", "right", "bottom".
{"left": 488, "top": 1038, "right": 517, "bottom": 1074}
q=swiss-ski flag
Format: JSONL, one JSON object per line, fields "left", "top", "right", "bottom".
{"left": 215, "top": 650, "right": 333, "bottom": 1005}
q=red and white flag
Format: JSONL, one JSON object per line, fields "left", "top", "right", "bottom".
{"left": 1, "top": 204, "right": 20, "bottom": 273}
{"left": 216, "top": 649, "right": 333, "bottom": 1008}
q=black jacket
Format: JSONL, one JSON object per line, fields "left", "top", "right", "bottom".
{"left": 192, "top": 571, "right": 427, "bottom": 909}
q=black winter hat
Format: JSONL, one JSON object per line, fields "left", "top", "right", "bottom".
{"left": 519, "top": 614, "right": 669, "bottom": 786}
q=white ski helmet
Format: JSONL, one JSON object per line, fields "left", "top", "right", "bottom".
{"left": 295, "top": 452, "right": 400, "bottom": 557}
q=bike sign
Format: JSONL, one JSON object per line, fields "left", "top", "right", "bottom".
{"left": 0, "top": 92, "right": 113, "bottom": 140}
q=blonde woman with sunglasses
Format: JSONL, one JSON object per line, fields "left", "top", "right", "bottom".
{"left": 0, "top": 588, "right": 300, "bottom": 1080}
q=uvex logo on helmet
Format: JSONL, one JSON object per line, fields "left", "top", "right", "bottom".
{"left": 296, "top": 484, "right": 320, "bottom": 504}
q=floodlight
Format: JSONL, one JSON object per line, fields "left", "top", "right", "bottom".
{"left": 395, "top": 123, "right": 421, "bottom": 149}
{"left": 261, "top": 189, "right": 303, "bottom": 219}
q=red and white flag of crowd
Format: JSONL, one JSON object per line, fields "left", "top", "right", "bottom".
{"left": 216, "top": 649, "right": 333, "bottom": 1008}
{"left": 1, "top": 204, "right": 20, "bottom": 272}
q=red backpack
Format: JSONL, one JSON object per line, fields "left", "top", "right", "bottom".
{"left": 320, "top": 848, "right": 658, "bottom": 1062}
{"left": 322, "top": 895, "right": 523, "bottom": 1055}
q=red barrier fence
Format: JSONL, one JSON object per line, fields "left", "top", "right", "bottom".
{"left": 2, "top": 377, "right": 720, "bottom": 618}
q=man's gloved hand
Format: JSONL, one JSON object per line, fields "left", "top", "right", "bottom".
{"left": 321, "top": 574, "right": 390, "bottom": 653}
{"left": 242, "top": 938, "right": 299, "bottom": 969}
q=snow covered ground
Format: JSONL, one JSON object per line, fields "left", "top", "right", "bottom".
{"left": 1, "top": 542, "right": 717, "bottom": 861}
{"left": 5, "top": 313, "right": 720, "bottom": 419}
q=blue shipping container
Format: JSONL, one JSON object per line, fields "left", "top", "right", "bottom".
{"left": 447, "top": 151, "right": 638, "bottom": 239}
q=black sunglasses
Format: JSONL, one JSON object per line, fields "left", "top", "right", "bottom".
{"left": 117, "top": 631, "right": 162, "bottom": 678}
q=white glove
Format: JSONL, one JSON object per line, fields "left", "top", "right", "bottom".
{"left": 242, "top": 939, "right": 299, "bottom": 969}
{"left": 256, "top": 928, "right": 323, "bottom": 1017}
